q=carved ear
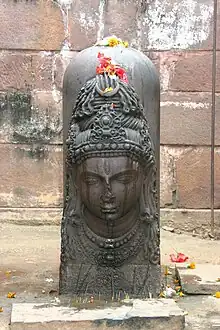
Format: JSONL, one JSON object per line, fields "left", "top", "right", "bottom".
{"left": 68, "top": 169, "right": 81, "bottom": 214}
{"left": 140, "top": 166, "right": 154, "bottom": 218}
{"left": 139, "top": 178, "right": 149, "bottom": 217}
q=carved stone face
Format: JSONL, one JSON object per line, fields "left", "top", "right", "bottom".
{"left": 77, "top": 156, "right": 144, "bottom": 223}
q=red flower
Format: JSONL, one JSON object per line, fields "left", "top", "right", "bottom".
{"left": 96, "top": 67, "right": 104, "bottom": 74}
{"left": 115, "top": 66, "right": 128, "bottom": 83}
{"left": 97, "top": 52, "right": 111, "bottom": 68}
{"left": 170, "top": 253, "right": 188, "bottom": 263}
{"left": 96, "top": 53, "right": 128, "bottom": 83}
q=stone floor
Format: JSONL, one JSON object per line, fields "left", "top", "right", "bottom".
{"left": 1, "top": 223, "right": 220, "bottom": 329}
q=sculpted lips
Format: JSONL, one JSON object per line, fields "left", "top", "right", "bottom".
{"left": 100, "top": 204, "right": 118, "bottom": 214}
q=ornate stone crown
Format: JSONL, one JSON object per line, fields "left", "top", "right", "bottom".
{"left": 66, "top": 73, "right": 155, "bottom": 168}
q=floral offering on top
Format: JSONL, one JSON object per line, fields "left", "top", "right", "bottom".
{"left": 95, "top": 35, "right": 129, "bottom": 48}
{"left": 96, "top": 52, "right": 128, "bottom": 84}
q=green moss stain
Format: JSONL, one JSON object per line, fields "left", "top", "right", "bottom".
{"left": 6, "top": 91, "right": 61, "bottom": 143}
{"left": 13, "top": 187, "right": 26, "bottom": 196}
{"left": 15, "top": 145, "right": 49, "bottom": 161}
{"left": 0, "top": 94, "right": 8, "bottom": 125}
{"left": 27, "top": 145, "right": 48, "bottom": 159}
{"left": 9, "top": 91, "right": 31, "bottom": 125}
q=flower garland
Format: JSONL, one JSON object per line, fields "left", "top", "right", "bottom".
{"left": 95, "top": 35, "right": 129, "bottom": 48}
{"left": 96, "top": 52, "right": 128, "bottom": 84}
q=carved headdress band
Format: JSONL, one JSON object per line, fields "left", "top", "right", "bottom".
{"left": 67, "top": 72, "right": 155, "bottom": 168}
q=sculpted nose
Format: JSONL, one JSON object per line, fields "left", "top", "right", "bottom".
{"left": 101, "top": 184, "right": 115, "bottom": 203}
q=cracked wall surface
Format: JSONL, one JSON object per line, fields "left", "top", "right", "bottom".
{"left": 0, "top": 0, "right": 219, "bottom": 229}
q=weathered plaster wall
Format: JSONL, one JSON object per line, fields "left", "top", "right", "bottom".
{"left": 0, "top": 0, "right": 219, "bottom": 232}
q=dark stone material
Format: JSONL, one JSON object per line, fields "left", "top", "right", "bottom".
{"left": 60, "top": 45, "right": 160, "bottom": 298}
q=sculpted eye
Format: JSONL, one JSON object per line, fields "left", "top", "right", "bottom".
{"left": 114, "top": 172, "right": 137, "bottom": 184}
{"left": 83, "top": 176, "right": 99, "bottom": 185}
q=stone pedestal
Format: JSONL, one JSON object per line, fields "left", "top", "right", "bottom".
{"left": 60, "top": 263, "right": 160, "bottom": 298}
{"left": 10, "top": 299, "right": 185, "bottom": 330}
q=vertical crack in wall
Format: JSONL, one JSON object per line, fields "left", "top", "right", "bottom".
{"left": 97, "top": 0, "right": 106, "bottom": 42}
{"left": 55, "top": 0, "right": 72, "bottom": 51}
{"left": 161, "top": 146, "right": 176, "bottom": 208}
{"left": 51, "top": 54, "right": 62, "bottom": 106}
{"left": 135, "top": 0, "right": 147, "bottom": 51}
{"left": 52, "top": 0, "right": 73, "bottom": 108}
{"left": 160, "top": 146, "right": 191, "bottom": 209}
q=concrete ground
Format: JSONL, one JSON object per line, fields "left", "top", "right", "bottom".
{"left": 1, "top": 224, "right": 220, "bottom": 329}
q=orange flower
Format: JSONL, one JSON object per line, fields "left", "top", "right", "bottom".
{"left": 187, "top": 262, "right": 196, "bottom": 269}
{"left": 7, "top": 292, "right": 16, "bottom": 298}
{"left": 95, "top": 36, "right": 129, "bottom": 48}
{"left": 0, "top": 307, "right": 3, "bottom": 312}
{"left": 108, "top": 37, "right": 120, "bottom": 47}
{"left": 105, "top": 64, "right": 116, "bottom": 75}
{"left": 97, "top": 53, "right": 111, "bottom": 67}
{"left": 215, "top": 292, "right": 220, "bottom": 298}
{"left": 96, "top": 67, "right": 104, "bottom": 74}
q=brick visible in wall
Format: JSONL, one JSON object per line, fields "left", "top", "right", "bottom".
{"left": 161, "top": 92, "right": 220, "bottom": 146}
{"left": 54, "top": 52, "right": 78, "bottom": 91}
{"left": 0, "top": 0, "right": 64, "bottom": 50}
{"left": 175, "top": 147, "right": 220, "bottom": 209}
{"left": 0, "top": 91, "right": 62, "bottom": 144}
{"left": 0, "top": 144, "right": 63, "bottom": 208}
{"left": 0, "top": 52, "right": 53, "bottom": 91}
{"left": 104, "top": 0, "right": 138, "bottom": 48}
{"left": 68, "top": 0, "right": 100, "bottom": 50}
{"left": 31, "top": 53, "right": 54, "bottom": 90}
{"left": 160, "top": 51, "right": 220, "bottom": 92}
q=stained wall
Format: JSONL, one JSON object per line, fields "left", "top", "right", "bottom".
{"left": 0, "top": 0, "right": 219, "bottom": 233}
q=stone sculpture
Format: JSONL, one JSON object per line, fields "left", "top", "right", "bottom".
{"left": 60, "top": 37, "right": 160, "bottom": 298}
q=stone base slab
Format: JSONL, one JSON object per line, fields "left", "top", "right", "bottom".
{"left": 10, "top": 299, "right": 185, "bottom": 330}
{"left": 176, "top": 264, "right": 220, "bottom": 295}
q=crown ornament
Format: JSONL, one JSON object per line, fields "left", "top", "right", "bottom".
{"left": 66, "top": 55, "right": 155, "bottom": 168}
